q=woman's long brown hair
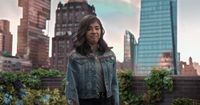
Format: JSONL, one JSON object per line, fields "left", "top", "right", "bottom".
{"left": 74, "top": 15, "right": 110, "bottom": 56}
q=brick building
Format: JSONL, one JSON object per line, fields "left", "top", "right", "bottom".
{"left": 17, "top": 0, "right": 51, "bottom": 68}
{"left": 52, "top": 0, "right": 96, "bottom": 72}
{"left": 193, "top": 62, "right": 200, "bottom": 76}
{"left": 159, "top": 52, "right": 173, "bottom": 70}
{"left": 180, "top": 57, "right": 197, "bottom": 76}
{"left": 0, "top": 20, "right": 12, "bottom": 55}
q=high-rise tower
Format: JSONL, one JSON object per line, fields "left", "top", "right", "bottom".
{"left": 0, "top": 20, "right": 12, "bottom": 55}
{"left": 123, "top": 30, "right": 137, "bottom": 72}
{"left": 52, "top": 0, "right": 96, "bottom": 71}
{"left": 136, "top": 0, "right": 178, "bottom": 75}
{"left": 17, "top": 0, "right": 51, "bottom": 68}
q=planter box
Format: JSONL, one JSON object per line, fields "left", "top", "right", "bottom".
{"left": 40, "top": 76, "right": 200, "bottom": 105}
{"left": 40, "top": 77, "right": 64, "bottom": 89}
{"left": 133, "top": 76, "right": 200, "bottom": 105}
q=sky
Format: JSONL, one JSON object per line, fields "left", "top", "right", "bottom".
{"left": 0, "top": 0, "right": 200, "bottom": 63}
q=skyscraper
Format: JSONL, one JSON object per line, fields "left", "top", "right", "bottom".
{"left": 0, "top": 20, "right": 12, "bottom": 55}
{"left": 123, "top": 30, "right": 137, "bottom": 72}
{"left": 52, "top": 0, "right": 96, "bottom": 71}
{"left": 17, "top": 0, "right": 51, "bottom": 68}
{"left": 136, "top": 0, "right": 178, "bottom": 75}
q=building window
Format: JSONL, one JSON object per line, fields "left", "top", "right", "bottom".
{"left": 64, "top": 13, "right": 68, "bottom": 16}
{"left": 67, "top": 31, "right": 72, "bottom": 36}
{"left": 57, "top": 13, "right": 60, "bottom": 17}
{"left": 76, "top": 5, "right": 81, "bottom": 9}
{"left": 56, "top": 24, "right": 60, "bottom": 27}
{"left": 70, "top": 6, "right": 74, "bottom": 9}
{"left": 56, "top": 32, "right": 61, "bottom": 36}
{"left": 81, "top": 11, "right": 85, "bottom": 15}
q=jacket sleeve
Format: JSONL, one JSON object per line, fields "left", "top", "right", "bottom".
{"left": 111, "top": 56, "right": 120, "bottom": 105}
{"left": 66, "top": 58, "right": 79, "bottom": 105}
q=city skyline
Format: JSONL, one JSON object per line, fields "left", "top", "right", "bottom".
{"left": 0, "top": 0, "right": 200, "bottom": 63}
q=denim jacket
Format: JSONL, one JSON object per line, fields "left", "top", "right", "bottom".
{"left": 66, "top": 50, "right": 119, "bottom": 105}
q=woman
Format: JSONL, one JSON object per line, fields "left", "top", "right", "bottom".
{"left": 66, "top": 15, "right": 119, "bottom": 105}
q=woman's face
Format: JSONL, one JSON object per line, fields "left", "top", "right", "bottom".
{"left": 86, "top": 21, "right": 101, "bottom": 45}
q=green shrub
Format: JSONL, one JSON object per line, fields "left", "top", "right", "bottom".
{"left": 118, "top": 70, "right": 143, "bottom": 105}
{"left": 23, "top": 88, "right": 67, "bottom": 105}
{"left": 143, "top": 68, "right": 173, "bottom": 105}
{"left": 0, "top": 68, "right": 66, "bottom": 105}
{"left": 0, "top": 88, "right": 67, "bottom": 105}
{"left": 0, "top": 69, "right": 63, "bottom": 88}
{"left": 172, "top": 98, "right": 193, "bottom": 105}
{"left": 31, "top": 68, "right": 63, "bottom": 78}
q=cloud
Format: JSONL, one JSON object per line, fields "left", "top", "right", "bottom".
{"left": 120, "top": 0, "right": 141, "bottom": 8}
{"left": 121, "top": 0, "right": 132, "bottom": 3}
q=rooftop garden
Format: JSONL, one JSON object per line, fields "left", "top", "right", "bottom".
{"left": 0, "top": 68, "right": 199, "bottom": 105}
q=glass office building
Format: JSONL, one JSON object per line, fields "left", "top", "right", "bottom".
{"left": 136, "top": 0, "right": 177, "bottom": 75}
{"left": 124, "top": 30, "right": 137, "bottom": 71}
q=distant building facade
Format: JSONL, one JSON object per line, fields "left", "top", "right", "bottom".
{"left": 52, "top": 0, "right": 96, "bottom": 72}
{"left": 193, "top": 62, "right": 200, "bottom": 76}
{"left": 136, "top": 0, "right": 178, "bottom": 75}
{"left": 123, "top": 30, "right": 137, "bottom": 73}
{"left": 0, "top": 56, "right": 32, "bottom": 72}
{"left": 116, "top": 61, "right": 123, "bottom": 71}
{"left": 180, "top": 57, "right": 197, "bottom": 76}
{"left": 159, "top": 52, "right": 173, "bottom": 70}
{"left": 17, "top": 0, "right": 51, "bottom": 68}
{"left": 0, "top": 20, "right": 12, "bottom": 55}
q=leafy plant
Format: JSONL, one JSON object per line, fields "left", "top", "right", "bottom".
{"left": 0, "top": 69, "right": 63, "bottom": 89}
{"left": 118, "top": 70, "right": 143, "bottom": 105}
{"left": 31, "top": 68, "right": 63, "bottom": 78}
{"left": 0, "top": 71, "right": 41, "bottom": 89}
{"left": 23, "top": 88, "right": 67, "bottom": 105}
{"left": 172, "top": 98, "right": 193, "bottom": 105}
{"left": 143, "top": 68, "right": 173, "bottom": 105}
{"left": 0, "top": 68, "right": 66, "bottom": 105}
{"left": 0, "top": 71, "right": 17, "bottom": 83}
